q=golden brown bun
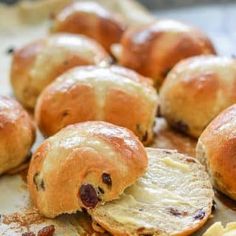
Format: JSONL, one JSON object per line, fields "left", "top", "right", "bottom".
{"left": 160, "top": 56, "right": 236, "bottom": 138}
{"left": 51, "top": 1, "right": 125, "bottom": 52}
{"left": 10, "top": 33, "right": 111, "bottom": 109}
{"left": 119, "top": 19, "right": 216, "bottom": 87}
{"left": 27, "top": 121, "right": 148, "bottom": 218}
{"left": 0, "top": 96, "right": 35, "bottom": 174}
{"left": 196, "top": 104, "right": 236, "bottom": 200}
{"left": 35, "top": 65, "right": 158, "bottom": 144}
{"left": 90, "top": 148, "right": 214, "bottom": 236}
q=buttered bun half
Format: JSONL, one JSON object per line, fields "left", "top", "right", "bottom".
{"left": 90, "top": 148, "right": 214, "bottom": 236}
{"left": 27, "top": 121, "right": 148, "bottom": 218}
{"left": 196, "top": 104, "right": 236, "bottom": 200}
{"left": 35, "top": 65, "right": 158, "bottom": 144}
{"left": 119, "top": 19, "right": 216, "bottom": 88}
{"left": 51, "top": 1, "right": 125, "bottom": 52}
{"left": 160, "top": 56, "right": 236, "bottom": 138}
{"left": 0, "top": 96, "right": 35, "bottom": 174}
{"left": 10, "top": 33, "right": 111, "bottom": 109}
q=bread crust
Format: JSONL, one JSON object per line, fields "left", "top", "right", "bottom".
{"left": 27, "top": 121, "right": 148, "bottom": 218}
{"left": 51, "top": 1, "right": 125, "bottom": 52}
{"left": 35, "top": 65, "right": 158, "bottom": 144}
{"left": 0, "top": 96, "right": 35, "bottom": 174}
{"left": 10, "top": 33, "right": 110, "bottom": 109}
{"left": 120, "top": 19, "right": 216, "bottom": 87}
{"left": 160, "top": 56, "right": 236, "bottom": 138}
{"left": 196, "top": 104, "right": 236, "bottom": 200}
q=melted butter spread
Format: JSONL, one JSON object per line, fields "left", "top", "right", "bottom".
{"left": 162, "top": 157, "right": 190, "bottom": 172}
{"left": 125, "top": 183, "right": 191, "bottom": 205}
{"left": 203, "top": 222, "right": 236, "bottom": 236}
{"left": 91, "top": 148, "right": 213, "bottom": 234}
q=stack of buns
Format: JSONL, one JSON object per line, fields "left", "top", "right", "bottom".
{"left": 1, "top": 0, "right": 236, "bottom": 235}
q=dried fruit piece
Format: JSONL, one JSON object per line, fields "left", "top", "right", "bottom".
{"left": 169, "top": 208, "right": 182, "bottom": 216}
{"left": 172, "top": 120, "right": 189, "bottom": 133}
{"left": 194, "top": 209, "right": 205, "bottom": 220}
{"left": 142, "top": 131, "right": 148, "bottom": 142}
{"left": 22, "top": 232, "right": 36, "bottom": 236}
{"left": 33, "top": 173, "right": 45, "bottom": 191}
{"left": 212, "top": 200, "right": 216, "bottom": 212}
{"left": 98, "top": 187, "right": 104, "bottom": 194}
{"left": 168, "top": 208, "right": 188, "bottom": 217}
{"left": 37, "top": 225, "right": 55, "bottom": 236}
{"left": 6, "top": 46, "right": 15, "bottom": 55}
{"left": 102, "top": 173, "right": 112, "bottom": 187}
{"left": 79, "top": 184, "right": 99, "bottom": 208}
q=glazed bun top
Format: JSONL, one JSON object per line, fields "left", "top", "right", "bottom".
{"left": 120, "top": 19, "right": 216, "bottom": 87}
{"left": 35, "top": 65, "right": 158, "bottom": 144}
{"left": 51, "top": 1, "right": 125, "bottom": 52}
{"left": 0, "top": 96, "right": 35, "bottom": 174}
{"left": 160, "top": 55, "right": 236, "bottom": 138}
{"left": 11, "top": 33, "right": 111, "bottom": 109}
{"left": 27, "top": 121, "right": 148, "bottom": 218}
{"left": 196, "top": 104, "right": 236, "bottom": 200}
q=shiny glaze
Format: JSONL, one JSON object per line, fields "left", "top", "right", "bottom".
{"left": 160, "top": 55, "right": 236, "bottom": 138}
{"left": 197, "top": 104, "right": 236, "bottom": 200}
{"left": 57, "top": 1, "right": 114, "bottom": 20}
{"left": 120, "top": 20, "right": 216, "bottom": 87}
{"left": 0, "top": 96, "right": 23, "bottom": 122}
{"left": 52, "top": 2, "right": 125, "bottom": 52}
{"left": 0, "top": 96, "right": 35, "bottom": 175}
{"left": 11, "top": 33, "right": 110, "bottom": 108}
{"left": 35, "top": 65, "right": 158, "bottom": 143}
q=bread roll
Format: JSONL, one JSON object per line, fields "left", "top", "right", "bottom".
{"left": 119, "top": 19, "right": 216, "bottom": 87}
{"left": 160, "top": 56, "right": 236, "bottom": 138}
{"left": 51, "top": 1, "right": 125, "bottom": 52}
{"left": 10, "top": 33, "right": 110, "bottom": 109}
{"left": 0, "top": 96, "right": 35, "bottom": 174}
{"left": 27, "top": 121, "right": 148, "bottom": 218}
{"left": 196, "top": 104, "right": 236, "bottom": 200}
{"left": 90, "top": 148, "right": 214, "bottom": 236}
{"left": 35, "top": 65, "right": 158, "bottom": 144}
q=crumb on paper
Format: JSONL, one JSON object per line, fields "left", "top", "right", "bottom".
{"left": 3, "top": 207, "right": 44, "bottom": 227}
